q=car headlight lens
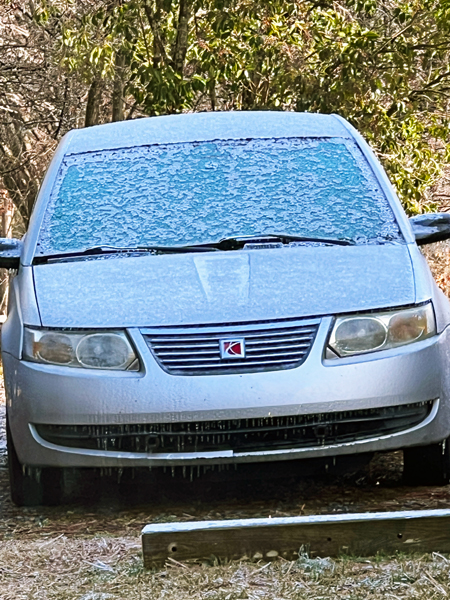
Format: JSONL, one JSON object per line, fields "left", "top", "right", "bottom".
{"left": 76, "top": 334, "right": 132, "bottom": 369}
{"left": 23, "top": 328, "right": 139, "bottom": 370}
{"left": 332, "top": 317, "right": 387, "bottom": 354}
{"left": 327, "top": 303, "right": 436, "bottom": 358}
{"left": 35, "top": 332, "right": 75, "bottom": 365}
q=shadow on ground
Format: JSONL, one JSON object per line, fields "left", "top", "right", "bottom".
{"left": 2, "top": 389, "right": 450, "bottom": 542}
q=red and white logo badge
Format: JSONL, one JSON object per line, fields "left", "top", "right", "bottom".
{"left": 220, "top": 339, "right": 246, "bottom": 359}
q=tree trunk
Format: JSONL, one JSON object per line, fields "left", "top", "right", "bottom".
{"left": 0, "top": 108, "right": 40, "bottom": 226}
{"left": 209, "top": 79, "right": 217, "bottom": 111}
{"left": 143, "top": 3, "right": 168, "bottom": 67}
{"left": 112, "top": 52, "right": 125, "bottom": 122}
{"left": 0, "top": 190, "right": 13, "bottom": 316}
{"left": 85, "top": 78, "right": 100, "bottom": 127}
{"left": 172, "top": 0, "right": 191, "bottom": 74}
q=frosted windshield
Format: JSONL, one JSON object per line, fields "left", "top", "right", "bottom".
{"left": 37, "top": 137, "right": 403, "bottom": 254}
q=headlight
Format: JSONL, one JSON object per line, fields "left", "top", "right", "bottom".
{"left": 23, "top": 328, "right": 139, "bottom": 371}
{"left": 327, "top": 303, "right": 436, "bottom": 358}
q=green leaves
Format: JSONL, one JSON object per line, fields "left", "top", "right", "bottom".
{"left": 36, "top": 0, "right": 450, "bottom": 212}
{"left": 287, "top": 0, "right": 450, "bottom": 212}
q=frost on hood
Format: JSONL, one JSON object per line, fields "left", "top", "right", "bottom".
{"left": 37, "top": 137, "right": 403, "bottom": 254}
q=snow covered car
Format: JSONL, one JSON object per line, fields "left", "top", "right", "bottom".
{"left": 3, "top": 111, "right": 450, "bottom": 506}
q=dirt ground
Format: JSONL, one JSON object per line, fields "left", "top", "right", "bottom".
{"left": 3, "top": 378, "right": 450, "bottom": 542}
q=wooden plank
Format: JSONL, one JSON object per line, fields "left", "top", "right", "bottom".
{"left": 142, "top": 509, "right": 450, "bottom": 568}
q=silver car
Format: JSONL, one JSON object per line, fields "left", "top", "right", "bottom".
{"left": 3, "top": 111, "right": 450, "bottom": 506}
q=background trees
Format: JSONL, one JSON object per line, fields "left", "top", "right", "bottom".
{"left": 1, "top": 0, "right": 450, "bottom": 230}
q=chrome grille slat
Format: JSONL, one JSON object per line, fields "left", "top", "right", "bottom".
{"left": 152, "top": 340, "right": 219, "bottom": 350}
{"left": 245, "top": 337, "right": 314, "bottom": 346}
{"left": 157, "top": 349, "right": 219, "bottom": 357}
{"left": 148, "top": 328, "right": 318, "bottom": 343}
{"left": 235, "top": 350, "right": 307, "bottom": 359}
{"left": 163, "top": 353, "right": 308, "bottom": 365}
{"left": 169, "top": 359, "right": 305, "bottom": 369}
{"left": 156, "top": 346, "right": 312, "bottom": 358}
{"left": 246, "top": 342, "right": 311, "bottom": 351}
{"left": 152, "top": 337, "right": 313, "bottom": 350}
{"left": 151, "top": 337, "right": 225, "bottom": 343}
{"left": 239, "top": 330, "right": 318, "bottom": 339}
{"left": 164, "top": 356, "right": 305, "bottom": 365}
{"left": 143, "top": 318, "right": 320, "bottom": 375}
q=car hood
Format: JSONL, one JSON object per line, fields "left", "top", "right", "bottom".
{"left": 33, "top": 245, "right": 416, "bottom": 328}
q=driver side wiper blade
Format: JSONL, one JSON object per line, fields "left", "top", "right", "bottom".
{"left": 34, "top": 244, "right": 220, "bottom": 263}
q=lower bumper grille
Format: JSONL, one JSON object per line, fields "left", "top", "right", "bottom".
{"left": 35, "top": 401, "right": 432, "bottom": 454}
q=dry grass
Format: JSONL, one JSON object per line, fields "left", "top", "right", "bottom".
{"left": 1, "top": 537, "right": 450, "bottom": 600}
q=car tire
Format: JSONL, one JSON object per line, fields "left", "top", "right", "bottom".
{"left": 7, "top": 417, "right": 64, "bottom": 506}
{"left": 403, "top": 440, "right": 450, "bottom": 486}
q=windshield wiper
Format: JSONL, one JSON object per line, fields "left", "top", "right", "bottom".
{"left": 34, "top": 244, "right": 221, "bottom": 263}
{"left": 189, "top": 234, "right": 355, "bottom": 251}
{"left": 34, "top": 235, "right": 354, "bottom": 263}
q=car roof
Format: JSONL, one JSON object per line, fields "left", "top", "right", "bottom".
{"left": 64, "top": 111, "right": 352, "bottom": 155}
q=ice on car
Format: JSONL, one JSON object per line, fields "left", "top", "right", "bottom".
{"left": 2, "top": 111, "right": 450, "bottom": 506}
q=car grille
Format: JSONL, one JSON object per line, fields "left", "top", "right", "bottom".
{"left": 35, "top": 401, "right": 432, "bottom": 454}
{"left": 141, "top": 318, "right": 320, "bottom": 375}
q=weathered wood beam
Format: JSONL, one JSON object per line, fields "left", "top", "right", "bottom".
{"left": 142, "top": 509, "right": 450, "bottom": 568}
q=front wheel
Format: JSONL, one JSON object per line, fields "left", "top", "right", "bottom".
{"left": 403, "top": 440, "right": 450, "bottom": 486}
{"left": 7, "top": 417, "right": 64, "bottom": 506}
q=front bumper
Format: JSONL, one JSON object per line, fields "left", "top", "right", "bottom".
{"left": 4, "top": 318, "right": 450, "bottom": 468}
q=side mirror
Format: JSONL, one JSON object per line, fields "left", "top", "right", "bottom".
{"left": 0, "top": 238, "right": 22, "bottom": 269}
{"left": 409, "top": 213, "right": 450, "bottom": 246}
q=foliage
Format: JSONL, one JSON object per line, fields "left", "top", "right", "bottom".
{"left": 3, "top": 0, "right": 450, "bottom": 217}
{"left": 0, "top": 2, "right": 77, "bottom": 226}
